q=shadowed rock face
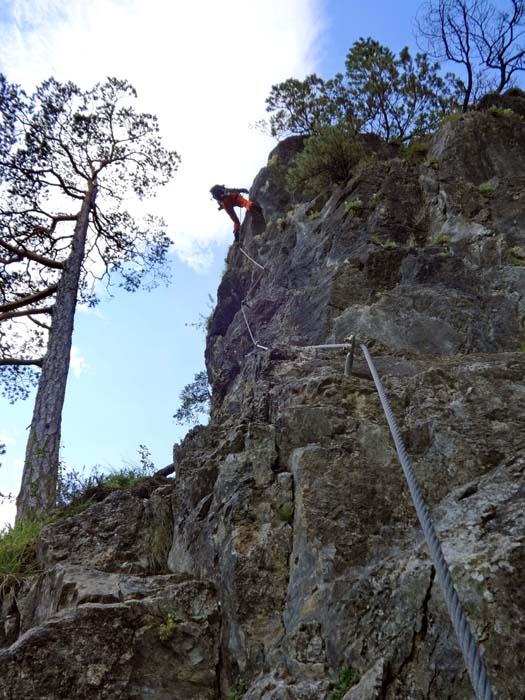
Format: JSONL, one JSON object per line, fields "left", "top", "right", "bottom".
{"left": 2, "top": 111, "right": 525, "bottom": 700}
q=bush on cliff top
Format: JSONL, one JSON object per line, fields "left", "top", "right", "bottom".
{"left": 286, "top": 123, "right": 366, "bottom": 197}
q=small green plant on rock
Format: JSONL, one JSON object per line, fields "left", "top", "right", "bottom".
{"left": 307, "top": 209, "right": 321, "bottom": 220}
{"left": 508, "top": 246, "right": 525, "bottom": 266}
{"left": 368, "top": 191, "right": 380, "bottom": 209}
{"left": 424, "top": 157, "right": 440, "bottom": 169}
{"left": 276, "top": 216, "right": 287, "bottom": 232}
{"left": 159, "top": 613, "right": 178, "bottom": 642}
{"left": 277, "top": 503, "right": 294, "bottom": 524}
{"left": 479, "top": 181, "right": 496, "bottom": 197}
{"left": 403, "top": 137, "right": 430, "bottom": 161}
{"left": 432, "top": 233, "right": 450, "bottom": 249}
{"left": 227, "top": 680, "right": 247, "bottom": 699}
{"left": 330, "top": 665, "right": 360, "bottom": 700}
{"left": 345, "top": 198, "right": 364, "bottom": 215}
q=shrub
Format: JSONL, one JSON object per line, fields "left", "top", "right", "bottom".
{"left": 277, "top": 504, "right": 294, "bottom": 523}
{"left": 403, "top": 137, "right": 431, "bottom": 161}
{"left": 345, "top": 198, "right": 364, "bottom": 214}
{"left": 227, "top": 681, "right": 247, "bottom": 700}
{"left": 330, "top": 665, "right": 360, "bottom": 700}
{"left": 276, "top": 217, "right": 287, "bottom": 232}
{"left": 286, "top": 123, "right": 365, "bottom": 197}
{"left": 478, "top": 181, "right": 496, "bottom": 197}
{"left": 508, "top": 246, "right": 525, "bottom": 266}
{"left": 159, "top": 613, "right": 177, "bottom": 641}
{"left": 432, "top": 233, "right": 450, "bottom": 248}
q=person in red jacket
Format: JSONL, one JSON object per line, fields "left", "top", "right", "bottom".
{"left": 210, "top": 184, "right": 256, "bottom": 241}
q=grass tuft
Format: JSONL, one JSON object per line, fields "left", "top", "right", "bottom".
{"left": 0, "top": 519, "right": 44, "bottom": 590}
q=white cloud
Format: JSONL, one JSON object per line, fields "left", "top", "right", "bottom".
{"left": 0, "top": 0, "right": 324, "bottom": 270}
{"left": 0, "top": 434, "right": 16, "bottom": 446}
{"left": 70, "top": 344, "right": 87, "bottom": 377}
{"left": 0, "top": 499, "right": 17, "bottom": 529}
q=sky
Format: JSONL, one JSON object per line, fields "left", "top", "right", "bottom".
{"left": 0, "top": 0, "right": 461, "bottom": 525}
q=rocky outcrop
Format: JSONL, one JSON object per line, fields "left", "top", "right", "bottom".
{"left": 2, "top": 109, "right": 525, "bottom": 699}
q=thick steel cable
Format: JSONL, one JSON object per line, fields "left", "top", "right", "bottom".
{"left": 361, "top": 344, "right": 493, "bottom": 700}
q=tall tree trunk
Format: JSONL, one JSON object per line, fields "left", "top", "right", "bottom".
{"left": 16, "top": 182, "right": 96, "bottom": 522}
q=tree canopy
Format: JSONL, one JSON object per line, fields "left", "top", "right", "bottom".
{"left": 264, "top": 38, "right": 459, "bottom": 142}
{"left": 0, "top": 75, "right": 180, "bottom": 520}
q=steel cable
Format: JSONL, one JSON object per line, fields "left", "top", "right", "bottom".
{"left": 361, "top": 344, "right": 494, "bottom": 700}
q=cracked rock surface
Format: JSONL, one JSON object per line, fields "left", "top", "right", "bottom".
{"left": 2, "top": 110, "right": 525, "bottom": 699}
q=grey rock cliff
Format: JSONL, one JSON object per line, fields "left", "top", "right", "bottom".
{"left": 1, "top": 110, "right": 525, "bottom": 699}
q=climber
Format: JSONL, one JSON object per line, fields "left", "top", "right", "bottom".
{"left": 210, "top": 184, "right": 257, "bottom": 241}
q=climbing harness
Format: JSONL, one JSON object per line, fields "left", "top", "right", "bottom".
{"left": 233, "top": 240, "right": 495, "bottom": 700}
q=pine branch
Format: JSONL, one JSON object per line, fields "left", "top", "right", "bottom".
{"left": 0, "top": 357, "right": 44, "bottom": 367}
{"left": 0, "top": 284, "right": 58, "bottom": 313}
{"left": 0, "top": 306, "right": 53, "bottom": 322}
{"left": 0, "top": 237, "right": 64, "bottom": 270}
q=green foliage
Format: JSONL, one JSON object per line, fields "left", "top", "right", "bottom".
{"left": 508, "top": 246, "right": 525, "bottom": 266}
{"left": 402, "top": 137, "right": 431, "bottom": 161}
{"left": 286, "top": 123, "right": 366, "bottom": 197}
{"left": 173, "top": 371, "right": 211, "bottom": 426}
{"left": 519, "top": 341, "right": 525, "bottom": 352}
{"left": 277, "top": 504, "right": 294, "bottom": 524}
{"left": 345, "top": 198, "right": 364, "bottom": 214}
{"left": 186, "top": 294, "right": 215, "bottom": 335}
{"left": 345, "top": 38, "right": 460, "bottom": 141}
{"left": 265, "top": 73, "right": 355, "bottom": 138}
{"left": 0, "top": 518, "right": 43, "bottom": 588}
{"left": 56, "top": 444, "right": 156, "bottom": 512}
{"left": 159, "top": 613, "right": 178, "bottom": 642}
{"left": 276, "top": 217, "right": 287, "bottom": 232}
{"left": 330, "top": 665, "right": 360, "bottom": 700}
{"left": 227, "top": 681, "right": 247, "bottom": 700}
{"left": 264, "top": 38, "right": 459, "bottom": 143}
{"left": 479, "top": 181, "right": 496, "bottom": 197}
{"left": 432, "top": 233, "right": 450, "bottom": 248}
{"left": 424, "top": 157, "right": 440, "bottom": 169}
{"left": 368, "top": 192, "right": 381, "bottom": 208}
{"left": 487, "top": 105, "right": 522, "bottom": 120}
{"left": 439, "top": 110, "right": 463, "bottom": 126}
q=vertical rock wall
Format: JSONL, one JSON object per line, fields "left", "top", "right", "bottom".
{"left": 1, "top": 110, "right": 525, "bottom": 699}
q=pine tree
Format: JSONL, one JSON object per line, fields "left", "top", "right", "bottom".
{"left": 0, "top": 76, "right": 180, "bottom": 521}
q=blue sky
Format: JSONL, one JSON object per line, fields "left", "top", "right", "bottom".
{"left": 0, "top": 0, "right": 507, "bottom": 524}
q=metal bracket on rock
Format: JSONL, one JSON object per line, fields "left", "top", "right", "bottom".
{"left": 302, "top": 334, "right": 356, "bottom": 377}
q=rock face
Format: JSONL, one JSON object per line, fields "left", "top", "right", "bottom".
{"left": 2, "top": 110, "right": 525, "bottom": 699}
